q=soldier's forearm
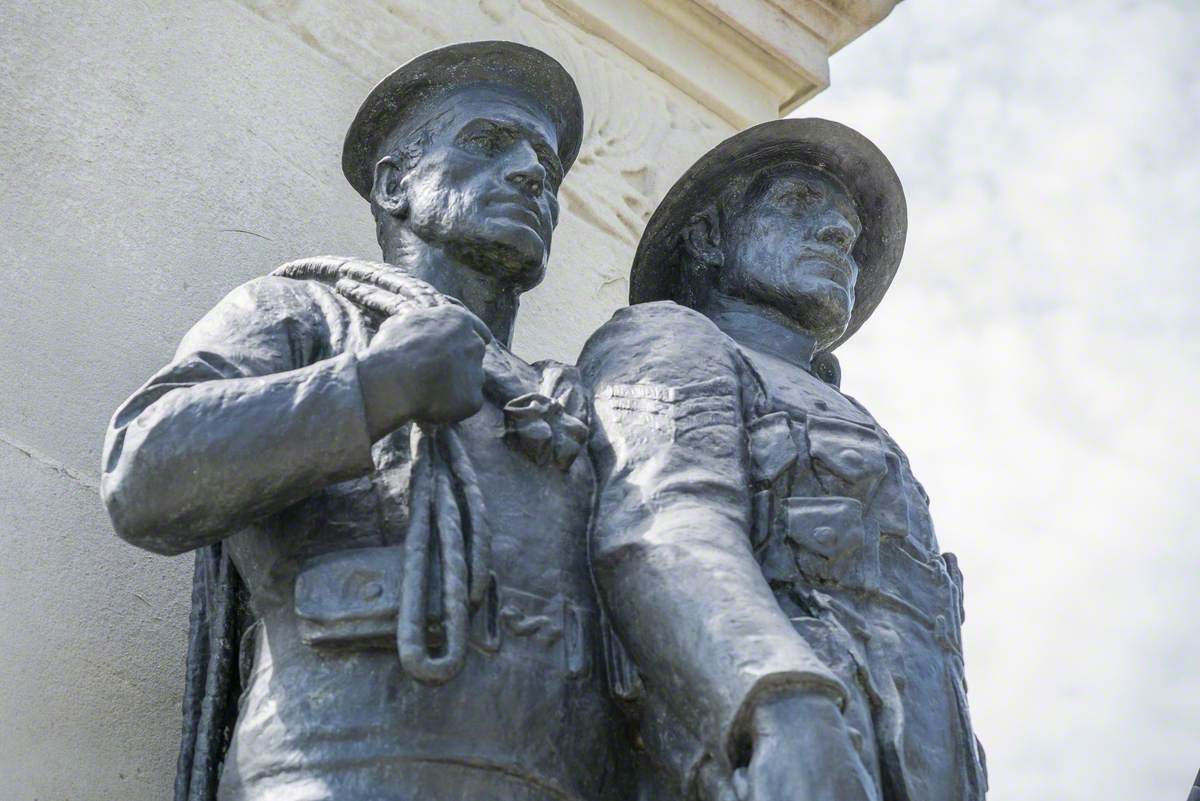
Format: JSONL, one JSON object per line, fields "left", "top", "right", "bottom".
{"left": 101, "top": 353, "right": 375, "bottom": 555}
{"left": 593, "top": 516, "right": 847, "bottom": 766}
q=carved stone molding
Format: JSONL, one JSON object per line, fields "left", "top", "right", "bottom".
{"left": 233, "top": 0, "right": 729, "bottom": 251}
{"left": 232, "top": 0, "right": 899, "bottom": 254}
{"left": 547, "top": 0, "right": 903, "bottom": 126}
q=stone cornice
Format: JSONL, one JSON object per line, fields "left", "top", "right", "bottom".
{"left": 546, "top": 0, "right": 901, "bottom": 126}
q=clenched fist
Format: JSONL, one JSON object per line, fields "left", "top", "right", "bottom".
{"left": 732, "top": 692, "right": 878, "bottom": 801}
{"left": 357, "top": 304, "right": 491, "bottom": 439}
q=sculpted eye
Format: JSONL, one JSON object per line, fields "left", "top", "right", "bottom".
{"left": 791, "top": 184, "right": 822, "bottom": 205}
{"left": 818, "top": 225, "right": 855, "bottom": 249}
{"left": 460, "top": 124, "right": 510, "bottom": 155}
{"left": 466, "top": 131, "right": 499, "bottom": 152}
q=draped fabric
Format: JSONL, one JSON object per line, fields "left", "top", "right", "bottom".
{"left": 175, "top": 544, "right": 247, "bottom": 801}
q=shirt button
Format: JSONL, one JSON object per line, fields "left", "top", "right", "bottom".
{"left": 839, "top": 448, "right": 865, "bottom": 472}
{"left": 813, "top": 526, "right": 838, "bottom": 549}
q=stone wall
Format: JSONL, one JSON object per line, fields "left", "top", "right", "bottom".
{"left": 0, "top": 1, "right": 895, "bottom": 797}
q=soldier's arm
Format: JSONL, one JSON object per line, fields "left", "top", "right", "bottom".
{"left": 101, "top": 276, "right": 377, "bottom": 555}
{"left": 579, "top": 302, "right": 846, "bottom": 773}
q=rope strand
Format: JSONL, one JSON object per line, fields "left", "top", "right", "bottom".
{"left": 275, "top": 257, "right": 495, "bottom": 686}
{"left": 443, "top": 426, "right": 493, "bottom": 607}
{"left": 397, "top": 426, "right": 443, "bottom": 682}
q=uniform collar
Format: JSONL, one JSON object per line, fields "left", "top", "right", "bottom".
{"left": 706, "top": 304, "right": 818, "bottom": 374}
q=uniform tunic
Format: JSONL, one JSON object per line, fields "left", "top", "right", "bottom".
{"left": 102, "top": 274, "right": 630, "bottom": 801}
{"left": 580, "top": 302, "right": 986, "bottom": 801}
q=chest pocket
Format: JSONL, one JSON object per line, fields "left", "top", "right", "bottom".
{"left": 748, "top": 411, "right": 798, "bottom": 485}
{"left": 805, "top": 415, "right": 889, "bottom": 504}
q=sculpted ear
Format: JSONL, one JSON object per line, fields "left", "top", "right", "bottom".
{"left": 371, "top": 157, "right": 410, "bottom": 219}
{"left": 681, "top": 206, "right": 724, "bottom": 270}
{"left": 675, "top": 206, "right": 724, "bottom": 307}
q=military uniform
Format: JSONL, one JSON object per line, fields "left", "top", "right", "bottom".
{"left": 581, "top": 301, "right": 986, "bottom": 801}
{"left": 102, "top": 39, "right": 626, "bottom": 801}
{"left": 103, "top": 269, "right": 631, "bottom": 801}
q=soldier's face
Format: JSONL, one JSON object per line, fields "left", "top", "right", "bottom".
{"left": 719, "top": 167, "right": 861, "bottom": 346}
{"left": 381, "top": 86, "right": 563, "bottom": 289}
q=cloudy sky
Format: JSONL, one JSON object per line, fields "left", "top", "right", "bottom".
{"left": 798, "top": 1, "right": 1200, "bottom": 798}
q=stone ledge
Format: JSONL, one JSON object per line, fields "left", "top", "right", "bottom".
{"left": 547, "top": 0, "right": 901, "bottom": 126}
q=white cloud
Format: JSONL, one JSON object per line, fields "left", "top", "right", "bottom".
{"left": 801, "top": 1, "right": 1200, "bottom": 798}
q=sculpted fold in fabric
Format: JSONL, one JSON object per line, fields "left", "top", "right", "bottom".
{"left": 102, "top": 41, "right": 633, "bottom": 801}
{"left": 101, "top": 40, "right": 986, "bottom": 801}
{"left": 579, "top": 118, "right": 987, "bottom": 801}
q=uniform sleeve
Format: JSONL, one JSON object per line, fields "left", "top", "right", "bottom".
{"left": 100, "top": 276, "right": 375, "bottom": 555}
{"left": 579, "top": 302, "right": 846, "bottom": 768}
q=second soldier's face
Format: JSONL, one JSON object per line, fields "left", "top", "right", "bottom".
{"left": 719, "top": 167, "right": 862, "bottom": 347}
{"left": 384, "top": 86, "right": 563, "bottom": 290}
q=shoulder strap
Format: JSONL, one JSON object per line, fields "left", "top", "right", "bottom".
{"left": 728, "top": 340, "right": 773, "bottom": 420}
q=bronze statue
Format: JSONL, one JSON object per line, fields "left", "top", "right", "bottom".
{"left": 580, "top": 118, "right": 987, "bottom": 801}
{"left": 101, "top": 41, "right": 632, "bottom": 801}
{"left": 102, "top": 37, "right": 988, "bottom": 801}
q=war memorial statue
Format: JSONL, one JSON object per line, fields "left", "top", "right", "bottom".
{"left": 101, "top": 41, "right": 633, "bottom": 801}
{"left": 581, "top": 119, "right": 988, "bottom": 801}
{"left": 101, "top": 39, "right": 986, "bottom": 801}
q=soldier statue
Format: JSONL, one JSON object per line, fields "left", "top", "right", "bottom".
{"left": 580, "top": 119, "right": 988, "bottom": 801}
{"left": 101, "top": 42, "right": 632, "bottom": 801}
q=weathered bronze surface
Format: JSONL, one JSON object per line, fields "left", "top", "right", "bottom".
{"left": 581, "top": 118, "right": 987, "bottom": 801}
{"left": 102, "top": 41, "right": 630, "bottom": 801}
{"left": 102, "top": 43, "right": 985, "bottom": 801}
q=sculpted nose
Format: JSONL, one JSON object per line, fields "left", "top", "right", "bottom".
{"left": 505, "top": 143, "right": 546, "bottom": 198}
{"left": 815, "top": 217, "right": 856, "bottom": 251}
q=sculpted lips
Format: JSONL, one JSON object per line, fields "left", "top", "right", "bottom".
{"left": 796, "top": 246, "right": 855, "bottom": 286}
{"left": 489, "top": 194, "right": 547, "bottom": 234}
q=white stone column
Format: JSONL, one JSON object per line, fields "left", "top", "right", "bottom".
{"left": 0, "top": 2, "right": 898, "bottom": 798}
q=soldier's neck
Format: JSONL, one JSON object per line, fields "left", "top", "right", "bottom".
{"left": 702, "top": 294, "right": 817, "bottom": 373}
{"left": 380, "top": 237, "right": 520, "bottom": 348}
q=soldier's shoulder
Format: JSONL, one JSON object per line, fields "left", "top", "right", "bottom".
{"left": 579, "top": 301, "right": 740, "bottom": 386}
{"left": 177, "top": 267, "right": 341, "bottom": 356}
{"left": 819, "top": 385, "right": 893, "bottom": 437}
{"left": 606, "top": 300, "right": 724, "bottom": 333}
{"left": 583, "top": 301, "right": 732, "bottom": 357}
{"left": 833, "top": 388, "right": 880, "bottom": 422}
{"left": 230, "top": 270, "right": 340, "bottom": 309}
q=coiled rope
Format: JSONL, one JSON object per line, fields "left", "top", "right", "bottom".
{"left": 273, "top": 256, "right": 496, "bottom": 685}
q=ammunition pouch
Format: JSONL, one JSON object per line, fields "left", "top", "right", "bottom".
{"left": 294, "top": 546, "right": 596, "bottom": 679}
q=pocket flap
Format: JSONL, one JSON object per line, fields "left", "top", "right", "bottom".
{"left": 783, "top": 496, "right": 867, "bottom": 560}
{"left": 806, "top": 415, "right": 888, "bottom": 501}
{"left": 294, "top": 546, "right": 404, "bottom": 646}
{"left": 748, "top": 411, "right": 797, "bottom": 484}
